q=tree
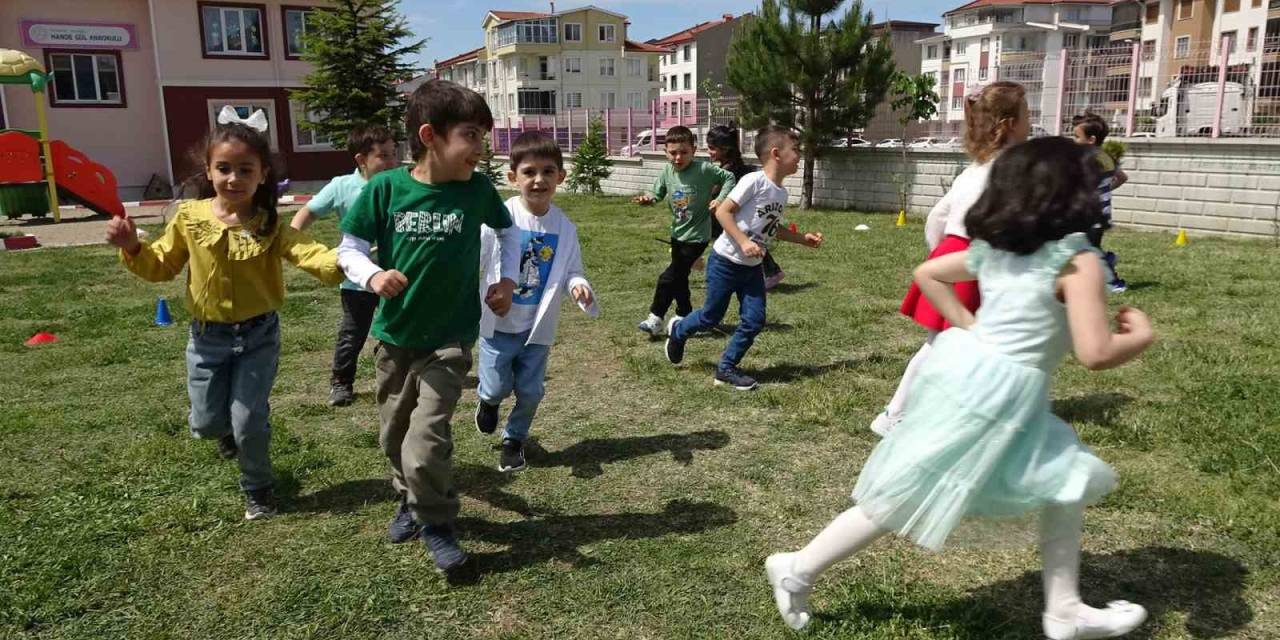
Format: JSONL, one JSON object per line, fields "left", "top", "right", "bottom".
{"left": 567, "top": 116, "right": 612, "bottom": 194}
{"left": 726, "top": 0, "right": 896, "bottom": 208}
{"left": 292, "top": 0, "right": 425, "bottom": 149}
{"left": 477, "top": 134, "right": 505, "bottom": 186}
{"left": 889, "top": 71, "right": 939, "bottom": 220}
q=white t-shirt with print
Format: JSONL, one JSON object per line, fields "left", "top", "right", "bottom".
{"left": 494, "top": 198, "right": 566, "bottom": 335}
{"left": 712, "top": 170, "right": 788, "bottom": 267}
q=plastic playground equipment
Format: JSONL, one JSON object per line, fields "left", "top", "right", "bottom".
{"left": 0, "top": 48, "right": 125, "bottom": 221}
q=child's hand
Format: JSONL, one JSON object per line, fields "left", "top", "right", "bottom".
{"left": 709, "top": 199, "right": 722, "bottom": 211}
{"left": 571, "top": 284, "right": 593, "bottom": 308}
{"left": 1115, "top": 306, "right": 1154, "bottom": 343}
{"left": 369, "top": 270, "right": 408, "bottom": 299}
{"left": 105, "top": 216, "right": 141, "bottom": 255}
{"left": 633, "top": 194, "right": 655, "bottom": 206}
{"left": 486, "top": 278, "right": 516, "bottom": 317}
{"left": 802, "top": 232, "right": 823, "bottom": 248}
{"left": 739, "top": 239, "right": 764, "bottom": 259}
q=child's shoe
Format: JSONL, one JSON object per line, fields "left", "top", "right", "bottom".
{"left": 1109, "top": 279, "right": 1128, "bottom": 294}
{"left": 714, "top": 366, "right": 758, "bottom": 391}
{"left": 244, "top": 488, "right": 277, "bottom": 521}
{"left": 1043, "top": 601, "right": 1147, "bottom": 640}
{"left": 637, "top": 313, "right": 664, "bottom": 337}
{"left": 665, "top": 317, "right": 686, "bottom": 364}
{"left": 475, "top": 401, "right": 500, "bottom": 435}
{"left": 216, "top": 433, "right": 238, "bottom": 460}
{"left": 387, "top": 496, "right": 421, "bottom": 543}
{"left": 421, "top": 522, "right": 468, "bottom": 572}
{"left": 328, "top": 381, "right": 354, "bottom": 407}
{"left": 765, "top": 553, "right": 813, "bottom": 631}
{"left": 869, "top": 409, "right": 902, "bottom": 437}
{"left": 765, "top": 270, "right": 786, "bottom": 290}
{"left": 498, "top": 438, "right": 526, "bottom": 473}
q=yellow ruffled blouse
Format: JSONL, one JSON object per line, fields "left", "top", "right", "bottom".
{"left": 121, "top": 199, "right": 344, "bottom": 323}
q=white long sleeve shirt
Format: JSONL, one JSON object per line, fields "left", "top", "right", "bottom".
{"left": 923, "top": 161, "right": 993, "bottom": 250}
{"left": 337, "top": 225, "right": 521, "bottom": 291}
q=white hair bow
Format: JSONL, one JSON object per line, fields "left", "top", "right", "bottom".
{"left": 216, "top": 105, "right": 269, "bottom": 132}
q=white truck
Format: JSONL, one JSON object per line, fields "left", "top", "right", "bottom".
{"left": 1155, "top": 79, "right": 1250, "bottom": 137}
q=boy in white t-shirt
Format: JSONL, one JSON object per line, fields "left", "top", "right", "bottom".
{"left": 663, "top": 126, "right": 823, "bottom": 391}
{"left": 475, "top": 132, "right": 598, "bottom": 471}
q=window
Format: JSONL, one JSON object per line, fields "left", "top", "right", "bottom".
{"left": 46, "top": 50, "right": 125, "bottom": 107}
{"left": 1142, "top": 39, "right": 1156, "bottom": 60}
{"left": 669, "top": 75, "right": 677, "bottom": 91}
{"left": 1224, "top": 30, "right": 1238, "bottom": 55}
{"left": 518, "top": 18, "right": 558, "bottom": 44}
{"left": 290, "top": 101, "right": 333, "bottom": 151}
{"left": 564, "top": 22, "right": 581, "bottom": 42}
{"left": 1064, "top": 33, "right": 1080, "bottom": 49}
{"left": 979, "top": 66, "right": 988, "bottom": 81}
{"left": 200, "top": 3, "right": 267, "bottom": 57}
{"left": 1225, "top": 0, "right": 1240, "bottom": 12}
{"left": 1249, "top": 27, "right": 1259, "bottom": 52}
{"left": 953, "top": 68, "right": 966, "bottom": 84}
{"left": 682, "top": 44, "right": 691, "bottom": 62}
{"left": 1254, "top": 0, "right": 1263, "bottom": 7}
{"left": 954, "top": 41, "right": 967, "bottom": 56}
{"left": 598, "top": 24, "right": 616, "bottom": 42}
{"left": 207, "top": 100, "right": 278, "bottom": 149}
{"left": 628, "top": 58, "right": 643, "bottom": 77}
{"left": 1138, "top": 76, "right": 1153, "bottom": 97}
{"left": 627, "top": 91, "right": 643, "bottom": 108}
{"left": 1062, "top": 7, "right": 1083, "bottom": 21}
{"left": 951, "top": 95, "right": 964, "bottom": 110}
{"left": 517, "top": 57, "right": 528, "bottom": 76}
{"left": 926, "top": 45, "right": 938, "bottom": 59}
{"left": 600, "top": 58, "right": 615, "bottom": 76}
{"left": 517, "top": 89, "right": 556, "bottom": 114}
{"left": 600, "top": 92, "right": 616, "bottom": 109}
{"left": 565, "top": 57, "right": 582, "bottom": 73}
{"left": 683, "top": 100, "right": 692, "bottom": 117}
{"left": 1175, "top": 35, "right": 1191, "bottom": 58}
{"left": 1176, "top": 0, "right": 1193, "bottom": 20}
{"left": 1145, "top": 2, "right": 1159, "bottom": 23}
{"left": 282, "top": 6, "right": 314, "bottom": 59}
{"left": 539, "top": 56, "right": 553, "bottom": 80}
{"left": 683, "top": 73, "right": 691, "bottom": 90}
{"left": 566, "top": 92, "right": 582, "bottom": 108}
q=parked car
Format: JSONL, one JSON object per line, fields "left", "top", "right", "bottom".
{"left": 940, "top": 137, "right": 963, "bottom": 149}
{"left": 908, "top": 137, "right": 940, "bottom": 149}
{"left": 620, "top": 128, "right": 702, "bottom": 156}
{"left": 1031, "top": 123, "right": 1051, "bottom": 138}
{"left": 831, "top": 136, "right": 870, "bottom": 148}
{"left": 876, "top": 138, "right": 904, "bottom": 148}
{"left": 846, "top": 136, "right": 871, "bottom": 147}
{"left": 1126, "top": 131, "right": 1156, "bottom": 139}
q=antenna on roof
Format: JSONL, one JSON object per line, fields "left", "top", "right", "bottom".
{"left": 550, "top": 1, "right": 555, "bottom": 13}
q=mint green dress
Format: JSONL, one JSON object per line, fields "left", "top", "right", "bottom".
{"left": 853, "top": 233, "right": 1117, "bottom": 552}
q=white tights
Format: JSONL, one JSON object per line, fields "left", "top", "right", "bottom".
{"left": 885, "top": 330, "right": 940, "bottom": 419}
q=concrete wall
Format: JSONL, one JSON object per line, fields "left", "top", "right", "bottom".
{"left": 577, "top": 138, "right": 1280, "bottom": 238}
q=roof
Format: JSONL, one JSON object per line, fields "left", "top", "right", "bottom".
{"left": 625, "top": 40, "right": 670, "bottom": 54}
{"left": 649, "top": 14, "right": 740, "bottom": 46}
{"left": 872, "top": 20, "right": 940, "bottom": 31}
{"left": 434, "top": 46, "right": 484, "bottom": 69}
{"left": 944, "top": 0, "right": 1115, "bottom": 16}
{"left": 487, "top": 10, "right": 550, "bottom": 21}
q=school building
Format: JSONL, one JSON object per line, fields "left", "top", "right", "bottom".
{"left": 0, "top": 0, "right": 348, "bottom": 200}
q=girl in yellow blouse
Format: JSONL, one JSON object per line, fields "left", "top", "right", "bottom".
{"left": 106, "top": 120, "right": 343, "bottom": 521}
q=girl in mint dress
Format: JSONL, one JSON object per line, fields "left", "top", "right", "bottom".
{"left": 766, "top": 138, "right": 1155, "bottom": 640}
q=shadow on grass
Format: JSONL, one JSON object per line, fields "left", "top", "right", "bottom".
{"left": 1053, "top": 393, "right": 1134, "bottom": 428}
{"left": 1121, "top": 280, "right": 1158, "bottom": 292}
{"left": 291, "top": 478, "right": 397, "bottom": 514}
{"left": 524, "top": 430, "right": 730, "bottom": 479}
{"left": 826, "top": 547, "right": 1250, "bottom": 639}
{"left": 769, "top": 281, "right": 819, "bottom": 295}
{"left": 449, "top": 498, "right": 738, "bottom": 583}
{"left": 743, "top": 355, "right": 888, "bottom": 384}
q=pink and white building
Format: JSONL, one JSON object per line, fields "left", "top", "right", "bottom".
{"left": 649, "top": 13, "right": 750, "bottom": 129}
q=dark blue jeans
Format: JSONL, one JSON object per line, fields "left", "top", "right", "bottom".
{"left": 672, "top": 253, "right": 766, "bottom": 370}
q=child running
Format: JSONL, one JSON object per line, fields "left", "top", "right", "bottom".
{"left": 634, "top": 125, "right": 737, "bottom": 337}
{"left": 1073, "top": 112, "right": 1129, "bottom": 293}
{"left": 337, "top": 80, "right": 520, "bottom": 572}
{"left": 663, "top": 125, "right": 823, "bottom": 391}
{"left": 289, "top": 124, "right": 400, "bottom": 406}
{"left": 870, "top": 81, "right": 1030, "bottom": 437}
{"left": 765, "top": 137, "right": 1154, "bottom": 639}
{"left": 105, "top": 111, "right": 344, "bottom": 520}
{"left": 475, "top": 131, "right": 598, "bottom": 473}
{"left": 706, "top": 124, "right": 785, "bottom": 290}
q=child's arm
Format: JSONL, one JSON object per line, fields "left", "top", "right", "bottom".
{"left": 278, "top": 226, "right": 344, "bottom": 285}
{"left": 106, "top": 214, "right": 189, "bottom": 281}
{"left": 775, "top": 226, "right": 823, "bottom": 248}
{"left": 634, "top": 170, "right": 669, "bottom": 206}
{"left": 484, "top": 214, "right": 521, "bottom": 318}
{"left": 337, "top": 234, "right": 406, "bottom": 298}
{"left": 707, "top": 163, "right": 737, "bottom": 210}
{"left": 913, "top": 252, "right": 977, "bottom": 329}
{"left": 292, "top": 180, "right": 338, "bottom": 231}
{"left": 1112, "top": 168, "right": 1129, "bottom": 190}
{"left": 1061, "top": 253, "right": 1153, "bottom": 370}
{"left": 923, "top": 186, "right": 955, "bottom": 250}
{"left": 289, "top": 206, "right": 318, "bottom": 231}
{"left": 715, "top": 198, "right": 764, "bottom": 258}
{"left": 563, "top": 234, "right": 597, "bottom": 315}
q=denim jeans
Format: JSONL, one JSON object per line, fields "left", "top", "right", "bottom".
{"left": 186, "top": 312, "right": 280, "bottom": 492}
{"left": 476, "top": 330, "right": 552, "bottom": 442}
{"left": 673, "top": 252, "right": 767, "bottom": 370}
{"left": 331, "top": 288, "right": 379, "bottom": 385}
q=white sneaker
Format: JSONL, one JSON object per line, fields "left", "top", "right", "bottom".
{"left": 1043, "top": 601, "right": 1148, "bottom": 640}
{"left": 765, "top": 553, "right": 813, "bottom": 631}
{"left": 637, "top": 313, "right": 664, "bottom": 337}
{"left": 870, "top": 409, "right": 902, "bottom": 437}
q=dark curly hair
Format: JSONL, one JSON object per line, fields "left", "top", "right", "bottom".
{"left": 965, "top": 137, "right": 1103, "bottom": 255}
{"left": 182, "top": 122, "right": 280, "bottom": 237}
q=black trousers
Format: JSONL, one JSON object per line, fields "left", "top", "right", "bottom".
{"left": 332, "top": 288, "right": 380, "bottom": 385}
{"left": 651, "top": 238, "right": 709, "bottom": 317}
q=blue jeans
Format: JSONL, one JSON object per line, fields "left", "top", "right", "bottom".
{"left": 673, "top": 253, "right": 767, "bottom": 370}
{"left": 477, "top": 330, "right": 552, "bottom": 442}
{"left": 186, "top": 312, "right": 280, "bottom": 492}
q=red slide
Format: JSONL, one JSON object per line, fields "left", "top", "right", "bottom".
{"left": 0, "top": 130, "right": 126, "bottom": 218}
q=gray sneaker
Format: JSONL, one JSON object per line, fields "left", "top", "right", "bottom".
{"left": 714, "top": 366, "right": 759, "bottom": 391}
{"left": 215, "top": 434, "right": 238, "bottom": 460}
{"left": 421, "top": 523, "right": 468, "bottom": 572}
{"left": 637, "top": 314, "right": 664, "bottom": 337}
{"left": 244, "top": 488, "right": 277, "bottom": 521}
{"left": 328, "top": 382, "right": 354, "bottom": 407}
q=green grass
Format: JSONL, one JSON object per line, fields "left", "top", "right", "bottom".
{"left": 2, "top": 194, "right": 1278, "bottom": 639}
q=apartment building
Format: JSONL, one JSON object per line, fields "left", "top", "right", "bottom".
{"left": 431, "top": 7, "right": 665, "bottom": 123}
{"left": 648, "top": 13, "right": 750, "bottom": 129}
{"left": 863, "top": 21, "right": 940, "bottom": 138}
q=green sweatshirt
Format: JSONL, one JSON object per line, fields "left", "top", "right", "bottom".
{"left": 650, "top": 160, "right": 737, "bottom": 243}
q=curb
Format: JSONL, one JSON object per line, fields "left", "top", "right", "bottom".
{"left": 56, "top": 194, "right": 314, "bottom": 213}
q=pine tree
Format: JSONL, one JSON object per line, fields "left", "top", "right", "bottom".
{"left": 726, "top": 0, "right": 896, "bottom": 208}
{"left": 478, "top": 134, "right": 505, "bottom": 186}
{"left": 292, "top": 0, "right": 425, "bottom": 149}
{"left": 567, "top": 116, "right": 612, "bottom": 194}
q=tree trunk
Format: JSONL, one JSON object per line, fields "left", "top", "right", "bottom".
{"left": 802, "top": 146, "right": 815, "bottom": 209}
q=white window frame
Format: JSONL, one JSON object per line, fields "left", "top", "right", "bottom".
{"left": 206, "top": 99, "right": 279, "bottom": 150}
{"left": 566, "top": 92, "right": 583, "bottom": 108}
{"left": 565, "top": 57, "right": 582, "bottom": 73}
{"left": 627, "top": 91, "right": 642, "bottom": 109}
{"left": 289, "top": 100, "right": 335, "bottom": 152}
{"left": 1175, "top": 35, "right": 1190, "bottom": 58}
{"left": 564, "top": 22, "right": 582, "bottom": 42}
{"left": 1223, "top": 30, "right": 1238, "bottom": 55}
{"left": 47, "top": 51, "right": 124, "bottom": 106}
{"left": 600, "top": 57, "right": 615, "bottom": 77}
{"left": 683, "top": 73, "right": 691, "bottom": 90}
{"left": 628, "top": 58, "right": 643, "bottom": 77}
{"left": 598, "top": 24, "right": 616, "bottom": 43}
{"left": 600, "top": 92, "right": 616, "bottom": 109}
{"left": 283, "top": 7, "right": 314, "bottom": 58}
{"left": 1176, "top": 0, "right": 1193, "bottom": 20}
{"left": 201, "top": 4, "right": 267, "bottom": 57}
{"left": 682, "top": 44, "right": 691, "bottom": 61}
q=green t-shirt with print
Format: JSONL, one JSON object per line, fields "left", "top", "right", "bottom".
{"left": 650, "top": 160, "right": 737, "bottom": 243}
{"left": 341, "top": 167, "right": 512, "bottom": 351}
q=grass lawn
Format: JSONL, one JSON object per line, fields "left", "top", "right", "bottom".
{"left": 2, "top": 194, "right": 1278, "bottom": 639}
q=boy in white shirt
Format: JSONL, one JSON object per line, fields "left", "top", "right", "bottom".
{"left": 663, "top": 126, "right": 823, "bottom": 391}
{"left": 475, "top": 132, "right": 598, "bottom": 471}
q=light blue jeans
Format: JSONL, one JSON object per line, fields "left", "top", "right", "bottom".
{"left": 476, "top": 330, "right": 551, "bottom": 442}
{"left": 186, "top": 312, "right": 280, "bottom": 492}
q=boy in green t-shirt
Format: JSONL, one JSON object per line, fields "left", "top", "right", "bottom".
{"left": 633, "top": 126, "right": 736, "bottom": 337}
{"left": 337, "top": 79, "right": 520, "bottom": 573}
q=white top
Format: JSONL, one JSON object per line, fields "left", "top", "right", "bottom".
{"left": 713, "top": 170, "right": 789, "bottom": 266}
{"left": 924, "top": 161, "right": 993, "bottom": 249}
{"left": 479, "top": 197, "right": 597, "bottom": 346}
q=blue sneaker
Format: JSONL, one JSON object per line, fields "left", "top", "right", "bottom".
{"left": 421, "top": 523, "right": 468, "bottom": 572}
{"left": 387, "top": 496, "right": 421, "bottom": 544}
{"left": 714, "top": 366, "right": 759, "bottom": 391}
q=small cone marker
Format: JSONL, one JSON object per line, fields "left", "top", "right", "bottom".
{"left": 896, "top": 210, "right": 908, "bottom": 227}
{"left": 25, "top": 332, "right": 58, "bottom": 346}
{"left": 1175, "top": 229, "right": 1188, "bottom": 247}
{"left": 154, "top": 297, "right": 174, "bottom": 326}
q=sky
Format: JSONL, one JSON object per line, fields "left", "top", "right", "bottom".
{"left": 399, "top": 0, "right": 961, "bottom": 70}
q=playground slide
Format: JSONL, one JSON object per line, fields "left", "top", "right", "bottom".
{"left": 0, "top": 130, "right": 125, "bottom": 218}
